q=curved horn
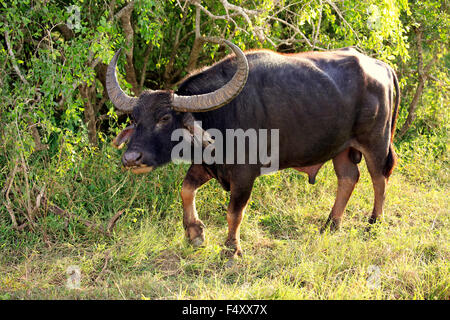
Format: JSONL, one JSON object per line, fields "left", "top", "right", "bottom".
{"left": 172, "top": 40, "right": 249, "bottom": 112}
{"left": 106, "top": 49, "right": 138, "bottom": 112}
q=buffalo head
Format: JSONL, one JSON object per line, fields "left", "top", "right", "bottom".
{"left": 106, "top": 40, "right": 249, "bottom": 173}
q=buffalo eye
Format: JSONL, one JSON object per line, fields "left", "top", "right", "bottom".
{"left": 158, "top": 114, "right": 172, "bottom": 124}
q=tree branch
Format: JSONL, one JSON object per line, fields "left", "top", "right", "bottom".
{"left": 118, "top": 1, "right": 140, "bottom": 96}
{"left": 398, "top": 27, "right": 441, "bottom": 138}
{"left": 80, "top": 85, "right": 98, "bottom": 146}
{"left": 4, "top": 27, "right": 28, "bottom": 85}
{"left": 324, "top": 0, "right": 361, "bottom": 44}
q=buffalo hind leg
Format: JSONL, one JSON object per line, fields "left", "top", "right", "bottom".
{"left": 363, "top": 144, "right": 396, "bottom": 227}
{"left": 321, "top": 148, "right": 360, "bottom": 232}
{"left": 365, "top": 153, "right": 388, "bottom": 226}
{"left": 181, "top": 164, "right": 212, "bottom": 247}
{"left": 224, "top": 173, "right": 255, "bottom": 258}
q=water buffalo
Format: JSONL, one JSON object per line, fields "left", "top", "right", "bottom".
{"left": 106, "top": 39, "right": 400, "bottom": 258}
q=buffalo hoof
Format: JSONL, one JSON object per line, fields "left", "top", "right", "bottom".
{"left": 185, "top": 220, "right": 205, "bottom": 248}
{"left": 221, "top": 247, "right": 242, "bottom": 260}
{"left": 191, "top": 235, "right": 205, "bottom": 248}
{"left": 320, "top": 217, "right": 340, "bottom": 234}
{"left": 364, "top": 217, "right": 381, "bottom": 237}
{"left": 222, "top": 240, "right": 243, "bottom": 259}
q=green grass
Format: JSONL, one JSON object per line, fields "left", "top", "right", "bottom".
{"left": 0, "top": 141, "right": 449, "bottom": 300}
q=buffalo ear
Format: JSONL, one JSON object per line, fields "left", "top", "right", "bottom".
{"left": 112, "top": 124, "right": 135, "bottom": 149}
{"left": 181, "top": 113, "right": 214, "bottom": 148}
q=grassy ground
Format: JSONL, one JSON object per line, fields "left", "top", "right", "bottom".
{"left": 0, "top": 140, "right": 448, "bottom": 300}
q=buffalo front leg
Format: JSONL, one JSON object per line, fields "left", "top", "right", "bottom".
{"left": 321, "top": 148, "right": 360, "bottom": 232}
{"left": 224, "top": 175, "right": 255, "bottom": 258}
{"left": 181, "top": 164, "right": 212, "bottom": 247}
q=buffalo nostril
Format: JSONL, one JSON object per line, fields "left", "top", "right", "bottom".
{"left": 123, "top": 151, "right": 142, "bottom": 166}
